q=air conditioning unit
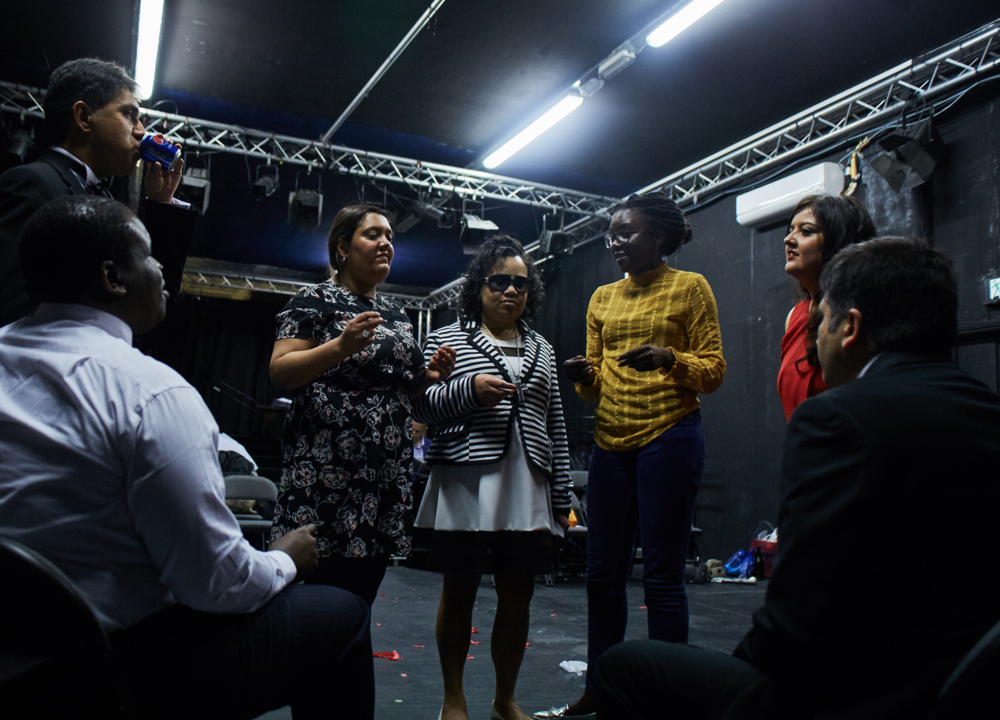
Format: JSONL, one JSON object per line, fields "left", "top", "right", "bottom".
{"left": 735, "top": 162, "right": 844, "bottom": 227}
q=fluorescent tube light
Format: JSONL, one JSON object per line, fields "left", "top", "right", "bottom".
{"left": 483, "top": 95, "right": 583, "bottom": 169}
{"left": 135, "top": 0, "right": 165, "bottom": 100}
{"left": 646, "top": 0, "right": 725, "bottom": 48}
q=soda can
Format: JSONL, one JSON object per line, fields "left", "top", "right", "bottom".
{"left": 139, "top": 134, "right": 181, "bottom": 171}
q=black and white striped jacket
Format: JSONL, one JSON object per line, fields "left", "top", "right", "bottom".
{"left": 413, "top": 318, "right": 572, "bottom": 511}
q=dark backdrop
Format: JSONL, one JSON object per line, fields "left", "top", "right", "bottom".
{"left": 169, "top": 86, "right": 1000, "bottom": 561}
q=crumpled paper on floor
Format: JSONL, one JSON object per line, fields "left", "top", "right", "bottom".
{"left": 559, "top": 660, "right": 588, "bottom": 675}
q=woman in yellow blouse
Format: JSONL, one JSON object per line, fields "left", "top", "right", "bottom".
{"left": 538, "top": 190, "right": 725, "bottom": 719}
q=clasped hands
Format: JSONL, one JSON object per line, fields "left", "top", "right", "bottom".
{"left": 563, "top": 345, "right": 675, "bottom": 384}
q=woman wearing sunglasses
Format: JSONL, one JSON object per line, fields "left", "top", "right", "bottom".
{"left": 543, "top": 190, "right": 726, "bottom": 719}
{"left": 414, "top": 235, "right": 572, "bottom": 720}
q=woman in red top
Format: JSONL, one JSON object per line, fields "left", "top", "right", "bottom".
{"left": 778, "top": 194, "right": 876, "bottom": 420}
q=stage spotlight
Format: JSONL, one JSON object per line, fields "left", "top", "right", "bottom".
{"left": 180, "top": 166, "right": 211, "bottom": 214}
{"left": 2, "top": 128, "right": 33, "bottom": 171}
{"left": 252, "top": 164, "right": 279, "bottom": 200}
{"left": 288, "top": 172, "right": 323, "bottom": 230}
{"left": 460, "top": 214, "right": 499, "bottom": 255}
{"left": 396, "top": 198, "right": 455, "bottom": 233}
{"left": 538, "top": 230, "right": 575, "bottom": 257}
{"left": 869, "top": 120, "right": 936, "bottom": 193}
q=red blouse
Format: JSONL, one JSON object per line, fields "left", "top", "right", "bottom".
{"left": 777, "top": 299, "right": 827, "bottom": 421}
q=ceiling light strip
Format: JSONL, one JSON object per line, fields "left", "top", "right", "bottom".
{"left": 134, "top": 0, "right": 164, "bottom": 100}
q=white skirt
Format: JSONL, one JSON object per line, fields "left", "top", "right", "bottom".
{"left": 414, "top": 427, "right": 564, "bottom": 537}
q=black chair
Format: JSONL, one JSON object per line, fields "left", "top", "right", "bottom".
{"left": 0, "top": 536, "right": 131, "bottom": 717}
{"left": 224, "top": 474, "right": 278, "bottom": 550}
{"left": 934, "top": 617, "right": 1000, "bottom": 719}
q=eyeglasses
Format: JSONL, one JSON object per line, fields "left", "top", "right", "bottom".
{"left": 486, "top": 274, "right": 530, "bottom": 294}
{"left": 604, "top": 229, "right": 641, "bottom": 249}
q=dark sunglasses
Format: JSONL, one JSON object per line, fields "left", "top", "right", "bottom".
{"left": 486, "top": 274, "right": 530, "bottom": 294}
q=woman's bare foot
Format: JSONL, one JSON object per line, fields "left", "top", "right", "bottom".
{"left": 564, "top": 693, "right": 596, "bottom": 716}
{"left": 441, "top": 697, "right": 470, "bottom": 720}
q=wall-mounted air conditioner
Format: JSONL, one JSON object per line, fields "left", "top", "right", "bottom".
{"left": 735, "top": 162, "right": 844, "bottom": 227}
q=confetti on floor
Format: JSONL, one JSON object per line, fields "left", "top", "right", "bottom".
{"left": 525, "top": 642, "right": 531, "bottom": 647}
{"left": 470, "top": 640, "right": 481, "bottom": 645}
{"left": 466, "top": 654, "right": 475, "bottom": 660}
{"left": 413, "top": 645, "right": 425, "bottom": 648}
{"left": 640, "top": 606, "right": 648, "bottom": 609}
{"left": 471, "top": 627, "right": 479, "bottom": 633}
{"left": 400, "top": 673, "right": 407, "bottom": 677}
{"left": 550, "top": 613, "right": 558, "bottom": 617}
{"left": 373, "top": 651, "right": 400, "bottom": 660}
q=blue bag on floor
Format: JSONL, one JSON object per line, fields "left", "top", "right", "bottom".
{"left": 724, "top": 549, "right": 754, "bottom": 578}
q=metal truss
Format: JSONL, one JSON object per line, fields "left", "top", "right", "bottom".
{"left": 181, "top": 269, "right": 434, "bottom": 309}
{"left": 640, "top": 20, "right": 1000, "bottom": 204}
{"left": 0, "top": 80, "right": 618, "bottom": 220}
{"left": 5, "top": 18, "right": 1000, "bottom": 314}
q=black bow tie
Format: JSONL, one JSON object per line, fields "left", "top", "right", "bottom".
{"left": 86, "top": 181, "right": 111, "bottom": 198}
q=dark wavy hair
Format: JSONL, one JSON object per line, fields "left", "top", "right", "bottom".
{"left": 326, "top": 203, "right": 391, "bottom": 275}
{"left": 790, "top": 194, "right": 877, "bottom": 266}
{"left": 43, "top": 59, "right": 138, "bottom": 145}
{"left": 458, "top": 235, "right": 544, "bottom": 321}
{"left": 613, "top": 190, "right": 693, "bottom": 257}
{"left": 20, "top": 196, "right": 138, "bottom": 303}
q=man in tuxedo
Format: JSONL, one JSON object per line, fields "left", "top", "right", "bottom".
{"left": 594, "top": 237, "right": 1000, "bottom": 719}
{"left": 0, "top": 58, "right": 197, "bottom": 327}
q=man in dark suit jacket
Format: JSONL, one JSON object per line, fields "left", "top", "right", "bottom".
{"left": 593, "top": 238, "right": 1000, "bottom": 720}
{"left": 0, "top": 58, "right": 197, "bottom": 327}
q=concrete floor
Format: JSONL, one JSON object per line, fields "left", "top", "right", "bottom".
{"left": 255, "top": 565, "right": 766, "bottom": 720}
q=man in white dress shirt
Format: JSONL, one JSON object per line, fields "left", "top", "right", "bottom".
{"left": 0, "top": 195, "right": 373, "bottom": 719}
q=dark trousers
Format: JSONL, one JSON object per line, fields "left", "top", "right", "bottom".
{"left": 111, "top": 584, "right": 374, "bottom": 720}
{"left": 306, "top": 553, "right": 391, "bottom": 607}
{"left": 585, "top": 411, "right": 704, "bottom": 697}
{"left": 595, "top": 640, "right": 776, "bottom": 720}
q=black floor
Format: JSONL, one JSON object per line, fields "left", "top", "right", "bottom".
{"left": 256, "top": 566, "right": 765, "bottom": 720}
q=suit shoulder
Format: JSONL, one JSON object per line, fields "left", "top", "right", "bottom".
{"left": 0, "top": 160, "right": 66, "bottom": 200}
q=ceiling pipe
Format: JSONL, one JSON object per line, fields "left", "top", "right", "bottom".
{"left": 319, "top": 0, "right": 447, "bottom": 143}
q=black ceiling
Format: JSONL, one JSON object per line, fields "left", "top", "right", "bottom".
{"left": 3, "top": 1, "right": 1000, "bottom": 287}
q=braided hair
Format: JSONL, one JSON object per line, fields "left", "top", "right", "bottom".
{"left": 613, "top": 190, "right": 693, "bottom": 257}
{"left": 458, "top": 235, "right": 544, "bottom": 321}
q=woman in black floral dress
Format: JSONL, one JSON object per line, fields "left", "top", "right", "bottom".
{"left": 269, "top": 204, "right": 455, "bottom": 606}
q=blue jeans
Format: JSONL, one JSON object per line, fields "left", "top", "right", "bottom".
{"left": 585, "top": 410, "right": 705, "bottom": 697}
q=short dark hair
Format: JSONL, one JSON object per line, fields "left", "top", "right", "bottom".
{"left": 613, "top": 190, "right": 693, "bottom": 256}
{"left": 19, "top": 196, "right": 139, "bottom": 303}
{"left": 790, "top": 194, "right": 877, "bottom": 265}
{"left": 458, "top": 235, "right": 544, "bottom": 321}
{"left": 819, "top": 237, "right": 958, "bottom": 356}
{"left": 43, "top": 59, "right": 138, "bottom": 145}
{"left": 326, "top": 204, "right": 391, "bottom": 273}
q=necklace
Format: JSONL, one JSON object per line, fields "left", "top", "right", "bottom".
{"left": 481, "top": 324, "right": 524, "bottom": 403}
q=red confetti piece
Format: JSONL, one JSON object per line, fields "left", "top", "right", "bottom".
{"left": 470, "top": 640, "right": 481, "bottom": 645}
{"left": 525, "top": 642, "right": 531, "bottom": 647}
{"left": 376, "top": 623, "right": 381, "bottom": 626}
{"left": 400, "top": 673, "right": 407, "bottom": 677}
{"left": 381, "top": 594, "right": 386, "bottom": 598}
{"left": 373, "top": 651, "right": 400, "bottom": 660}
{"left": 550, "top": 613, "right": 557, "bottom": 617}
{"left": 466, "top": 654, "right": 475, "bottom": 660}
{"left": 471, "top": 627, "right": 479, "bottom": 633}
{"left": 412, "top": 645, "right": 425, "bottom": 648}
{"left": 640, "top": 606, "right": 647, "bottom": 610}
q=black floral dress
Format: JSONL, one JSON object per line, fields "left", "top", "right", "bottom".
{"left": 270, "top": 281, "right": 424, "bottom": 558}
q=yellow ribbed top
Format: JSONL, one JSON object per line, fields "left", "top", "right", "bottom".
{"left": 576, "top": 263, "right": 726, "bottom": 451}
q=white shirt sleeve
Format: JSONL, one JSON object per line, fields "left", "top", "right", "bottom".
{"left": 126, "top": 386, "right": 296, "bottom": 614}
